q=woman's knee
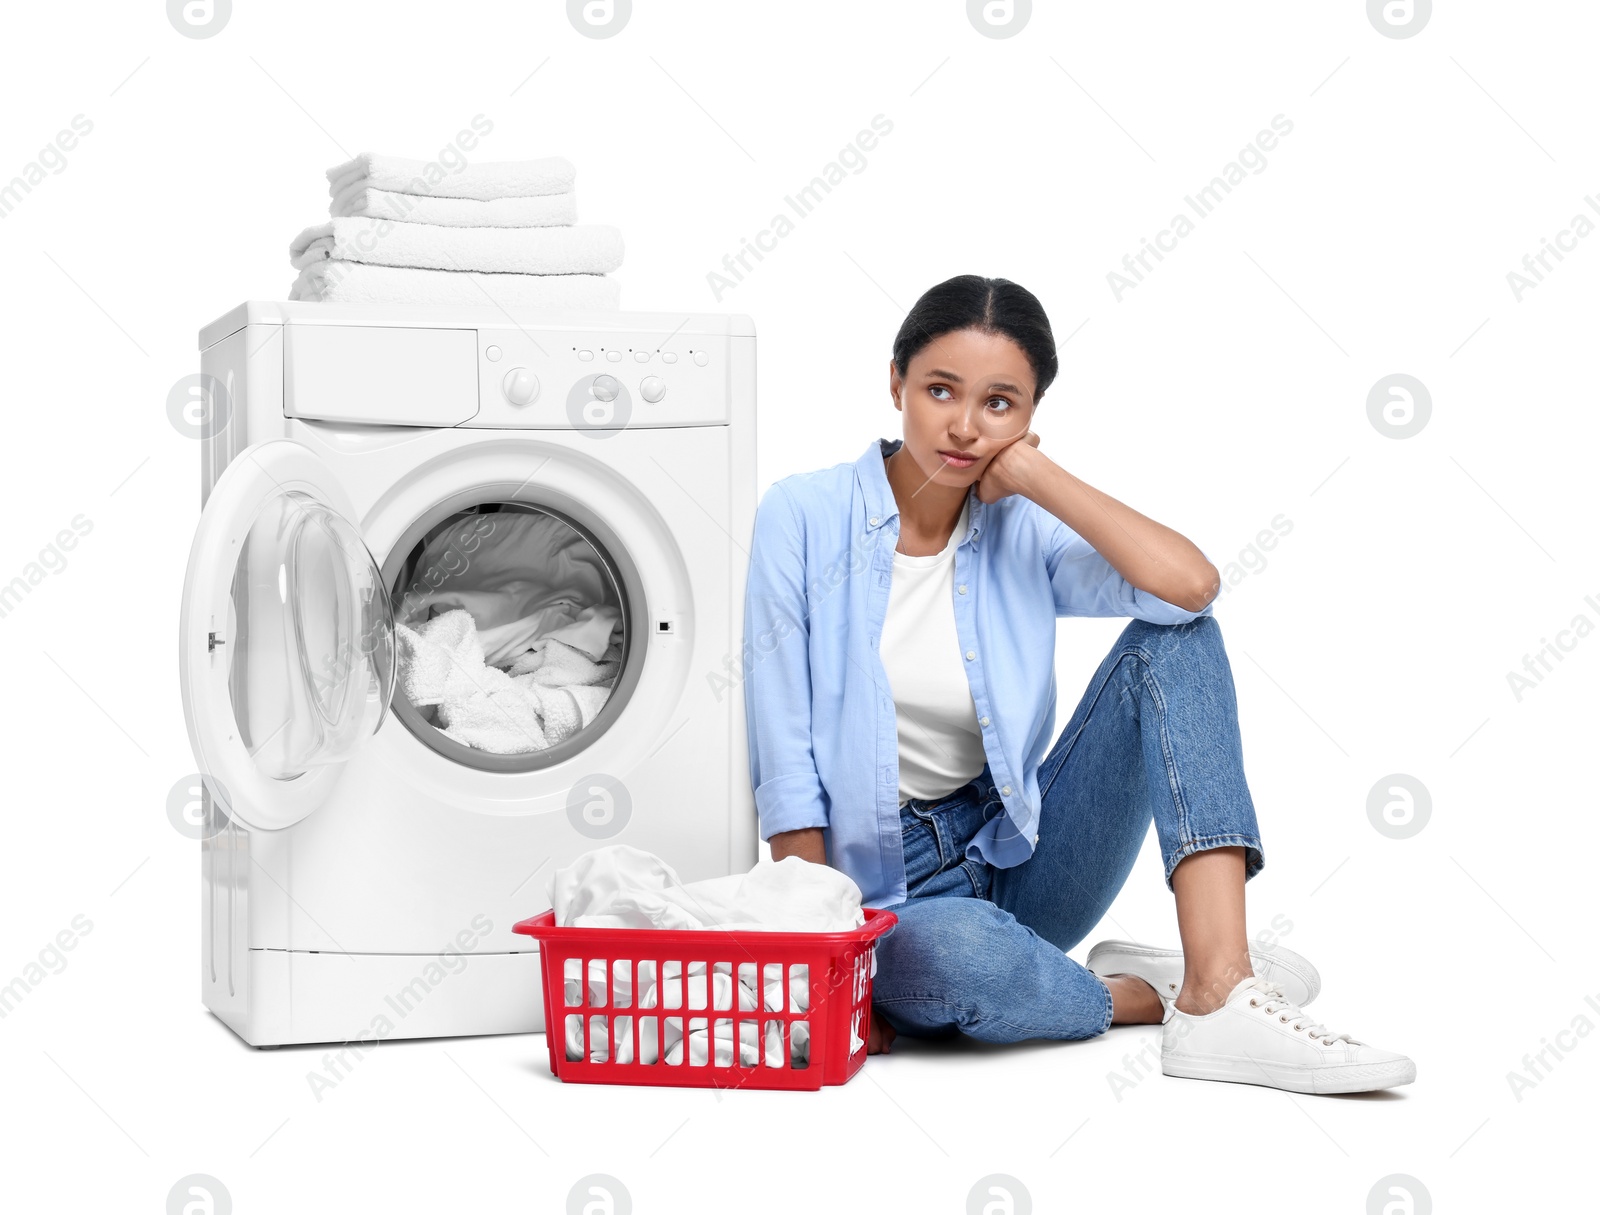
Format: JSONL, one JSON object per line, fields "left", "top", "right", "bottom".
{"left": 872, "top": 900, "right": 1109, "bottom": 1042}
{"left": 1116, "top": 613, "right": 1225, "bottom": 673}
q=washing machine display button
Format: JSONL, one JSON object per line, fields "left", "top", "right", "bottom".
{"left": 634, "top": 350, "right": 649, "bottom": 362}
{"left": 577, "top": 349, "right": 594, "bottom": 362}
{"left": 484, "top": 344, "right": 503, "bottom": 362}
{"left": 501, "top": 367, "right": 539, "bottom": 406}
{"left": 640, "top": 376, "right": 666, "bottom": 403}
{"left": 605, "top": 350, "right": 623, "bottom": 362}
{"left": 591, "top": 374, "right": 621, "bottom": 403}
{"left": 693, "top": 350, "right": 710, "bottom": 366}
{"left": 661, "top": 352, "right": 678, "bottom": 364}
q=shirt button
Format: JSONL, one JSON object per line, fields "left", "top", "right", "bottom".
{"left": 1033, "top": 832, "right": 1040, "bottom": 846}
{"left": 965, "top": 650, "right": 975, "bottom": 661}
{"left": 957, "top": 584, "right": 967, "bottom": 594}
{"left": 1001, "top": 785, "right": 1012, "bottom": 795}
{"left": 869, "top": 516, "right": 879, "bottom": 526}
{"left": 979, "top": 716, "right": 990, "bottom": 727}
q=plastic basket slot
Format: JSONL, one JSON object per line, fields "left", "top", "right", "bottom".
{"left": 790, "top": 1018, "right": 810, "bottom": 1069}
{"left": 637, "top": 1016, "right": 659, "bottom": 1065}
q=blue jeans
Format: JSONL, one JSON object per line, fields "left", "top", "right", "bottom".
{"left": 871, "top": 616, "right": 1266, "bottom": 1043}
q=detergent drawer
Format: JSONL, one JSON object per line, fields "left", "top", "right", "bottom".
{"left": 283, "top": 323, "right": 480, "bottom": 425}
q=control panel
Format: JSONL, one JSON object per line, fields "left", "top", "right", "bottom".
{"left": 473, "top": 327, "right": 729, "bottom": 429}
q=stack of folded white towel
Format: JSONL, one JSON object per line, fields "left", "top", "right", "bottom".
{"left": 287, "top": 153, "right": 623, "bottom": 308}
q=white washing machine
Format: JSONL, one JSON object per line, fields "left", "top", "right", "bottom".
{"left": 179, "top": 301, "right": 757, "bottom": 1047}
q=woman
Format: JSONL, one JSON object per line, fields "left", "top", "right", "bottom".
{"left": 741, "top": 275, "right": 1414, "bottom": 1094}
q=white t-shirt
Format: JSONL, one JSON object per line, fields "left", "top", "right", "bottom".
{"left": 880, "top": 496, "right": 987, "bottom": 806}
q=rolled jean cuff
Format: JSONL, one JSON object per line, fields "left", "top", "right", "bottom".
{"left": 1093, "top": 972, "right": 1114, "bottom": 1036}
{"left": 1161, "top": 832, "right": 1266, "bottom": 891}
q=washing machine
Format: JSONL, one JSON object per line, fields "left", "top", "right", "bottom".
{"left": 179, "top": 301, "right": 758, "bottom": 1047}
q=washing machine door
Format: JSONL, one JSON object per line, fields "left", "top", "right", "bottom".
{"left": 179, "top": 439, "right": 396, "bottom": 831}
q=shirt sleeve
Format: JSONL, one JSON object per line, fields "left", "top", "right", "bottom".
{"left": 742, "top": 481, "right": 832, "bottom": 839}
{"left": 1038, "top": 508, "right": 1214, "bottom": 624}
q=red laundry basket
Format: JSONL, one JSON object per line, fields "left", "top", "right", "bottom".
{"left": 512, "top": 908, "right": 898, "bottom": 1091}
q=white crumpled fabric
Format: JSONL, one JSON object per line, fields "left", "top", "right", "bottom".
{"left": 548, "top": 846, "right": 874, "bottom": 1067}
{"left": 395, "top": 609, "right": 620, "bottom": 753}
{"left": 548, "top": 845, "right": 865, "bottom": 934}
{"left": 562, "top": 958, "right": 813, "bottom": 1066}
{"left": 398, "top": 510, "right": 620, "bottom": 665}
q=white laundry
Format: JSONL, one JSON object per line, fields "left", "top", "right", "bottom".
{"left": 331, "top": 186, "right": 578, "bottom": 228}
{"left": 563, "top": 958, "right": 810, "bottom": 1014}
{"left": 563, "top": 959, "right": 812, "bottom": 1066}
{"left": 395, "top": 609, "right": 620, "bottom": 753}
{"left": 396, "top": 511, "right": 622, "bottom": 663}
{"left": 289, "top": 217, "right": 625, "bottom": 276}
{"left": 564, "top": 1010, "right": 808, "bottom": 1068}
{"left": 482, "top": 603, "right": 619, "bottom": 668}
{"left": 548, "top": 845, "right": 866, "bottom": 934}
{"left": 391, "top": 509, "right": 627, "bottom": 753}
{"left": 288, "top": 261, "right": 620, "bottom": 308}
{"left": 547, "top": 846, "right": 878, "bottom": 1067}
{"left": 325, "top": 153, "right": 577, "bottom": 203}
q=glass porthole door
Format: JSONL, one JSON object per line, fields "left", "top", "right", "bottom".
{"left": 178, "top": 440, "right": 396, "bottom": 830}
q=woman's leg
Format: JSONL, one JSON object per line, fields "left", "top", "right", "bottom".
{"left": 871, "top": 897, "right": 1117, "bottom": 1042}
{"left": 989, "top": 615, "right": 1265, "bottom": 1014}
{"left": 870, "top": 789, "right": 1115, "bottom": 1042}
{"left": 1170, "top": 845, "right": 1252, "bottom": 1013}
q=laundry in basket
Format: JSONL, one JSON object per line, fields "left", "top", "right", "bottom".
{"left": 521, "top": 844, "right": 888, "bottom": 1086}
{"left": 546, "top": 844, "right": 867, "bottom": 934}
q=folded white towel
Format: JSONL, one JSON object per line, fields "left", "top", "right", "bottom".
{"left": 326, "top": 153, "right": 575, "bottom": 202}
{"left": 332, "top": 186, "right": 578, "bottom": 228}
{"left": 289, "top": 217, "right": 624, "bottom": 275}
{"left": 288, "top": 261, "right": 621, "bottom": 308}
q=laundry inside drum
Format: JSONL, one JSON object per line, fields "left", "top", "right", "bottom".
{"left": 388, "top": 503, "right": 626, "bottom": 756}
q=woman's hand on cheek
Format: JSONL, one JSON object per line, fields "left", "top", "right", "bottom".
{"left": 976, "top": 430, "right": 1042, "bottom": 504}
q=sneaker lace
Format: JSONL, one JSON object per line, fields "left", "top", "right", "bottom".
{"left": 1244, "top": 978, "right": 1354, "bottom": 1046}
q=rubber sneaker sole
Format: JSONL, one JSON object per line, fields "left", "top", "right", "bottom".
{"left": 1161, "top": 1051, "right": 1417, "bottom": 1094}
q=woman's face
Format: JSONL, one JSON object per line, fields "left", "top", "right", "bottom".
{"left": 890, "top": 327, "right": 1037, "bottom": 486}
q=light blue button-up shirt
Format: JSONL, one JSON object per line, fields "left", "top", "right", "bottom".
{"left": 742, "top": 436, "right": 1211, "bottom": 909}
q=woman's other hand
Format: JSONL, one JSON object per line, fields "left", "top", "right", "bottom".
{"left": 976, "top": 429, "right": 1042, "bottom": 504}
{"left": 868, "top": 1007, "right": 896, "bottom": 1054}
{"left": 769, "top": 826, "right": 827, "bottom": 865}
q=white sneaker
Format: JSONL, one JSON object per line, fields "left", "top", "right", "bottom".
{"left": 1085, "top": 938, "right": 1321, "bottom": 1010}
{"left": 1161, "top": 975, "right": 1416, "bottom": 1094}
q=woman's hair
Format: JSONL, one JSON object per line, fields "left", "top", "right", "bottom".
{"left": 891, "top": 275, "right": 1059, "bottom": 405}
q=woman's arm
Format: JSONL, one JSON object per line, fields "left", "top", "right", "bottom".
{"left": 768, "top": 827, "right": 827, "bottom": 865}
{"left": 743, "top": 481, "right": 834, "bottom": 854}
{"left": 982, "top": 435, "right": 1220, "bottom": 613}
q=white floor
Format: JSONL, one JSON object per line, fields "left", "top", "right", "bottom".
{"left": 14, "top": 808, "right": 1589, "bottom": 1212}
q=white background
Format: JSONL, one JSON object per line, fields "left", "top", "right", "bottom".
{"left": 1, "top": 2, "right": 1593, "bottom": 1211}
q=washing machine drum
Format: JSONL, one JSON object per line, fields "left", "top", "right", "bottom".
{"left": 388, "top": 503, "right": 627, "bottom": 763}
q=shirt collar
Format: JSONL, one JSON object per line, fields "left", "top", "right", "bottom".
{"left": 856, "top": 436, "right": 986, "bottom": 547}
